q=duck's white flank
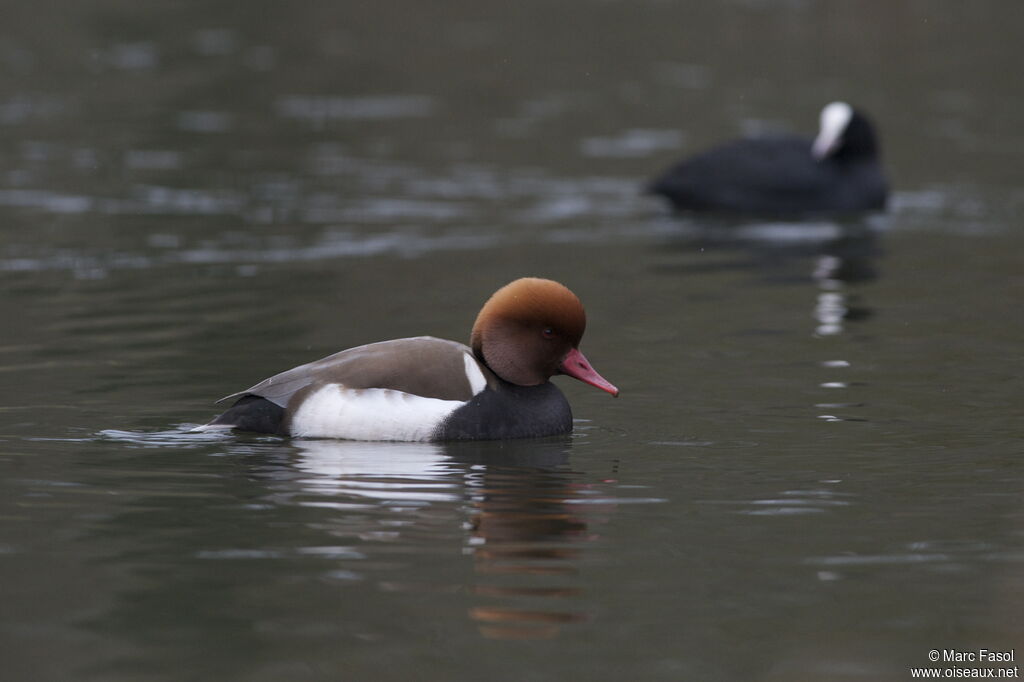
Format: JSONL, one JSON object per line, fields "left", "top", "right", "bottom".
{"left": 290, "top": 384, "right": 465, "bottom": 441}
{"left": 811, "top": 101, "right": 853, "bottom": 160}
{"left": 290, "top": 350, "right": 488, "bottom": 441}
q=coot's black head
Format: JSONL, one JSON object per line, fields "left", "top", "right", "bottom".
{"left": 811, "top": 102, "right": 881, "bottom": 162}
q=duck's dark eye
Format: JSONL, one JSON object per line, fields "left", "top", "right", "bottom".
{"left": 542, "top": 327, "right": 555, "bottom": 339}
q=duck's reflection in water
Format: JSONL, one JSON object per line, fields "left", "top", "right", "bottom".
{"left": 291, "top": 437, "right": 601, "bottom": 640}
{"left": 292, "top": 439, "right": 459, "bottom": 503}
{"left": 449, "top": 439, "right": 592, "bottom": 640}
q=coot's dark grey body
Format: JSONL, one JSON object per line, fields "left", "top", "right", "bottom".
{"left": 648, "top": 103, "right": 887, "bottom": 216}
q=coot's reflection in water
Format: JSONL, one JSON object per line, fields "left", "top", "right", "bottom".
{"left": 290, "top": 437, "right": 603, "bottom": 640}
{"left": 659, "top": 217, "right": 883, "bottom": 337}
{"left": 810, "top": 225, "right": 881, "bottom": 337}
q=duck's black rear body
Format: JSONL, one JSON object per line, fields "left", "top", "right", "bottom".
{"left": 207, "top": 395, "right": 287, "bottom": 436}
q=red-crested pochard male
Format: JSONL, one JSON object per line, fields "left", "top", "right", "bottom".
{"left": 197, "top": 277, "right": 618, "bottom": 441}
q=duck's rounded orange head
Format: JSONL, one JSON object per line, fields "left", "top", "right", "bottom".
{"left": 470, "top": 277, "right": 619, "bottom": 396}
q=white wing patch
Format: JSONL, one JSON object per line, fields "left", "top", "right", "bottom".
{"left": 289, "top": 384, "right": 465, "bottom": 442}
{"left": 463, "top": 352, "right": 488, "bottom": 396}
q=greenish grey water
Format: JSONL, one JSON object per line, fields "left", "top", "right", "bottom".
{"left": 2, "top": 2, "right": 1023, "bottom": 681}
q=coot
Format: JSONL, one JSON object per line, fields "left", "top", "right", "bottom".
{"left": 647, "top": 102, "right": 888, "bottom": 216}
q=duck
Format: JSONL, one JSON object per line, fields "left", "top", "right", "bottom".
{"left": 196, "top": 277, "right": 618, "bottom": 441}
{"left": 646, "top": 102, "right": 888, "bottom": 216}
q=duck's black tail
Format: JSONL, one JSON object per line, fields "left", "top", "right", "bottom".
{"left": 196, "top": 395, "right": 288, "bottom": 436}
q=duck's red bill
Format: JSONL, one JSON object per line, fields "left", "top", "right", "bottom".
{"left": 559, "top": 347, "right": 619, "bottom": 397}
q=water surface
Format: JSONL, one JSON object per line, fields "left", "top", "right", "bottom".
{"left": 2, "top": 2, "right": 1023, "bottom": 681}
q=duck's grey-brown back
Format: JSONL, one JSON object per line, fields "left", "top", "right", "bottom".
{"left": 218, "top": 336, "right": 485, "bottom": 408}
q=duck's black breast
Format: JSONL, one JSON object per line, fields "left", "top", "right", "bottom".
{"left": 435, "top": 381, "right": 572, "bottom": 441}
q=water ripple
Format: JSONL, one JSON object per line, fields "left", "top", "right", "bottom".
{"left": 580, "top": 129, "right": 684, "bottom": 158}
{"left": 806, "top": 553, "right": 951, "bottom": 567}
{"left": 0, "top": 227, "right": 503, "bottom": 274}
{"left": 276, "top": 95, "right": 436, "bottom": 122}
{"left": 706, "top": 488, "right": 856, "bottom": 516}
{"left": 97, "top": 426, "right": 256, "bottom": 448}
